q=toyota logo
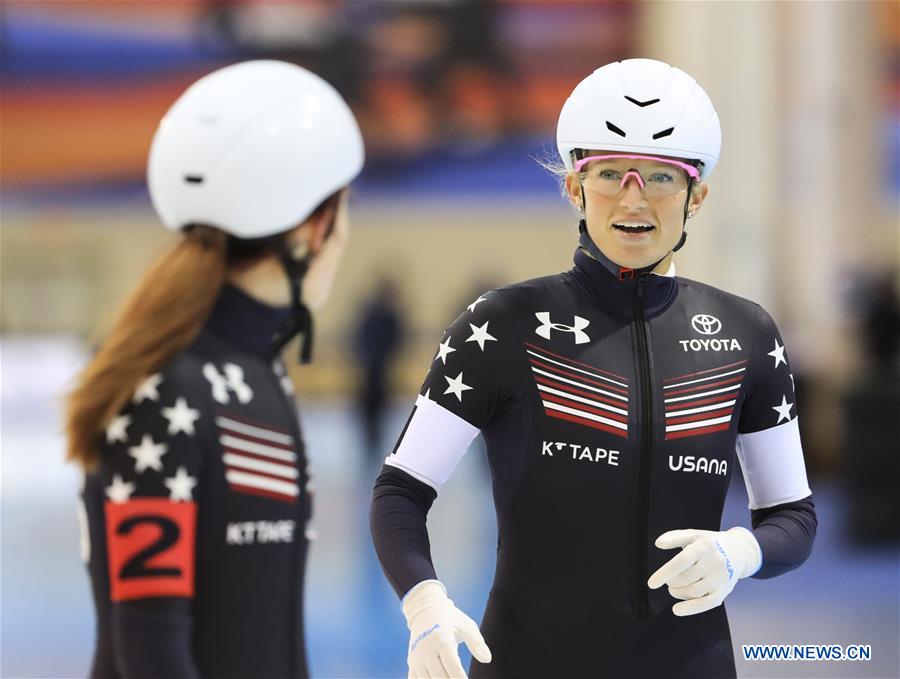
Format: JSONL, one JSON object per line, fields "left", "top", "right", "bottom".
{"left": 691, "top": 314, "right": 722, "bottom": 335}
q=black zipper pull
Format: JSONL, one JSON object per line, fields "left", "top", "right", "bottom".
{"left": 635, "top": 273, "right": 648, "bottom": 313}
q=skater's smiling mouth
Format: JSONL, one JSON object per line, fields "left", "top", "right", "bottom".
{"left": 611, "top": 222, "right": 656, "bottom": 233}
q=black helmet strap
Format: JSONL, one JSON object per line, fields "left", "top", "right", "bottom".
{"left": 271, "top": 243, "right": 314, "bottom": 364}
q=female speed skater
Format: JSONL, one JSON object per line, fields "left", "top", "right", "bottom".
{"left": 67, "top": 60, "right": 363, "bottom": 678}
{"left": 370, "top": 58, "right": 816, "bottom": 679}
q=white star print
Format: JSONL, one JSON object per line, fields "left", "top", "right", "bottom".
{"left": 105, "top": 474, "right": 135, "bottom": 504}
{"left": 129, "top": 434, "right": 168, "bottom": 473}
{"left": 435, "top": 337, "right": 456, "bottom": 364}
{"left": 768, "top": 339, "right": 787, "bottom": 369}
{"left": 466, "top": 321, "right": 497, "bottom": 351}
{"left": 133, "top": 373, "right": 163, "bottom": 403}
{"left": 161, "top": 397, "right": 200, "bottom": 436}
{"left": 443, "top": 372, "right": 473, "bottom": 402}
{"left": 772, "top": 395, "right": 794, "bottom": 424}
{"left": 105, "top": 414, "right": 132, "bottom": 444}
{"left": 789, "top": 373, "right": 795, "bottom": 390}
{"left": 467, "top": 295, "right": 487, "bottom": 313}
{"left": 423, "top": 388, "right": 431, "bottom": 400}
{"left": 164, "top": 466, "right": 197, "bottom": 502}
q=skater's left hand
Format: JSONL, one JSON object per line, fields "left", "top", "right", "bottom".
{"left": 648, "top": 527, "right": 762, "bottom": 616}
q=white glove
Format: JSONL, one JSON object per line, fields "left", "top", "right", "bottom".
{"left": 401, "top": 580, "right": 492, "bottom": 679}
{"left": 647, "top": 527, "right": 762, "bottom": 617}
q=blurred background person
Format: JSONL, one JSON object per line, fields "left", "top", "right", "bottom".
{"left": 352, "top": 273, "right": 407, "bottom": 473}
{"left": 63, "top": 60, "right": 363, "bottom": 678}
{"left": 1, "top": 2, "right": 897, "bottom": 678}
{"left": 841, "top": 271, "right": 900, "bottom": 544}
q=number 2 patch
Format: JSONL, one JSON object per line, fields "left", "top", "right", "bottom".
{"left": 105, "top": 498, "right": 196, "bottom": 601}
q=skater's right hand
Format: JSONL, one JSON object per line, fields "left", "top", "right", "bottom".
{"left": 402, "top": 580, "right": 492, "bottom": 679}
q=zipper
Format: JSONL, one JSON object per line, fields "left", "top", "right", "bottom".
{"left": 632, "top": 275, "right": 653, "bottom": 618}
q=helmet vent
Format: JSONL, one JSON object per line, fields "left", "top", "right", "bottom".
{"left": 624, "top": 95, "right": 660, "bottom": 108}
{"left": 652, "top": 127, "right": 674, "bottom": 140}
{"left": 184, "top": 175, "right": 205, "bottom": 184}
{"left": 605, "top": 121, "right": 626, "bottom": 137}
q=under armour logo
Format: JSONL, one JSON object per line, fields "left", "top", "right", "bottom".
{"left": 691, "top": 314, "right": 722, "bottom": 336}
{"left": 203, "top": 362, "right": 254, "bottom": 405}
{"left": 534, "top": 312, "right": 591, "bottom": 344}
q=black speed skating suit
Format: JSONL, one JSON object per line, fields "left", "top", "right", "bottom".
{"left": 371, "top": 245, "right": 817, "bottom": 679}
{"left": 80, "top": 285, "right": 313, "bottom": 678}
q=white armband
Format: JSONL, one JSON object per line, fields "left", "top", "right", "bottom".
{"left": 736, "top": 418, "right": 811, "bottom": 509}
{"left": 384, "top": 394, "right": 480, "bottom": 492}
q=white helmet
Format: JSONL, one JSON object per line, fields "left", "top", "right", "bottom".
{"left": 557, "top": 58, "right": 720, "bottom": 180}
{"left": 148, "top": 60, "right": 364, "bottom": 239}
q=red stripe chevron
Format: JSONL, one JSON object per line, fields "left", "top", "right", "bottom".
{"left": 524, "top": 342, "right": 629, "bottom": 382}
{"left": 219, "top": 430, "right": 295, "bottom": 450}
{"left": 545, "top": 410, "right": 629, "bottom": 438}
{"left": 534, "top": 376, "right": 627, "bottom": 409}
{"left": 227, "top": 484, "right": 297, "bottom": 504}
{"left": 663, "top": 359, "right": 748, "bottom": 384}
{"left": 665, "top": 375, "right": 743, "bottom": 396}
{"left": 216, "top": 411, "right": 299, "bottom": 504}
{"left": 529, "top": 357, "right": 629, "bottom": 395}
{"left": 661, "top": 359, "right": 748, "bottom": 440}
{"left": 665, "top": 422, "right": 731, "bottom": 440}
{"left": 216, "top": 410, "right": 292, "bottom": 436}
{"left": 665, "top": 393, "right": 735, "bottom": 412}
{"left": 221, "top": 449, "right": 296, "bottom": 480}
{"left": 524, "top": 342, "right": 633, "bottom": 437}
{"left": 541, "top": 392, "right": 629, "bottom": 424}
{"left": 665, "top": 408, "right": 734, "bottom": 426}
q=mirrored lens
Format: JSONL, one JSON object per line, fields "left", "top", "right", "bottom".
{"left": 580, "top": 161, "right": 689, "bottom": 198}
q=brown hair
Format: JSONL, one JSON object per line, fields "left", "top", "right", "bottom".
{"left": 65, "top": 225, "right": 228, "bottom": 469}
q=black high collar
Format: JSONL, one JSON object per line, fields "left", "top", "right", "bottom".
{"left": 204, "top": 284, "right": 292, "bottom": 358}
{"left": 570, "top": 247, "right": 678, "bottom": 320}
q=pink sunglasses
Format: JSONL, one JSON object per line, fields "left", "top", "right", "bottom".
{"left": 574, "top": 154, "right": 700, "bottom": 180}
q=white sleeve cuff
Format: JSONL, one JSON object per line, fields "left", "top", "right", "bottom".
{"left": 730, "top": 526, "right": 763, "bottom": 577}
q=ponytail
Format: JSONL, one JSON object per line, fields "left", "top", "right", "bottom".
{"left": 65, "top": 225, "right": 228, "bottom": 469}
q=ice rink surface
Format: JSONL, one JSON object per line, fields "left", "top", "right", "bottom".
{"left": 1, "top": 336, "right": 897, "bottom": 679}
